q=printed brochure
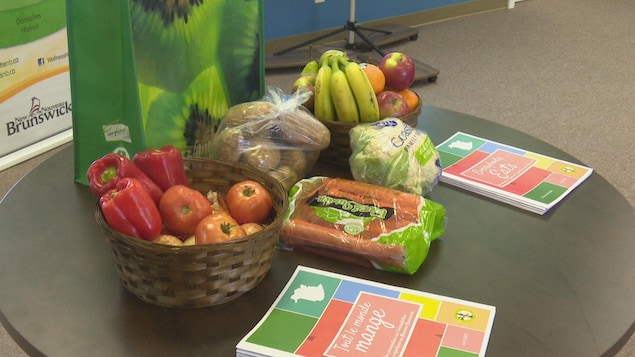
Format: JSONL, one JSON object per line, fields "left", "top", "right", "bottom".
{"left": 435, "top": 132, "right": 593, "bottom": 215}
{"left": 236, "top": 266, "right": 496, "bottom": 357}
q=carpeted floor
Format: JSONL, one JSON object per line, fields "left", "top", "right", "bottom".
{"left": 1, "top": 0, "right": 633, "bottom": 355}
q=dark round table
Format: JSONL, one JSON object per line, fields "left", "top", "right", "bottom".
{"left": 1, "top": 106, "right": 634, "bottom": 357}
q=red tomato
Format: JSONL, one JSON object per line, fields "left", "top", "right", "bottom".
{"left": 195, "top": 211, "right": 246, "bottom": 244}
{"left": 159, "top": 185, "right": 213, "bottom": 236}
{"left": 226, "top": 180, "right": 273, "bottom": 225}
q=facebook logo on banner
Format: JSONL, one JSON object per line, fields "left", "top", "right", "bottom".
{"left": 37, "top": 58, "right": 45, "bottom": 66}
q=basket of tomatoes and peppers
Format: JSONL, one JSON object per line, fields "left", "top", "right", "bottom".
{"left": 88, "top": 145, "right": 288, "bottom": 308}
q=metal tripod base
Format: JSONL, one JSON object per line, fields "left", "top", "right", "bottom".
{"left": 265, "top": 23, "right": 434, "bottom": 75}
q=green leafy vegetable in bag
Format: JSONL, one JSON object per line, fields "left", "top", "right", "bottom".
{"left": 349, "top": 118, "right": 442, "bottom": 196}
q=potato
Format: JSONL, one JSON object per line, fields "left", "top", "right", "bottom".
{"left": 282, "top": 150, "right": 309, "bottom": 177}
{"left": 152, "top": 234, "right": 184, "bottom": 246}
{"left": 269, "top": 165, "right": 299, "bottom": 191}
{"left": 211, "top": 128, "right": 244, "bottom": 162}
{"left": 183, "top": 236, "right": 196, "bottom": 246}
{"left": 210, "top": 95, "right": 330, "bottom": 170}
{"left": 241, "top": 140, "right": 281, "bottom": 172}
{"left": 222, "top": 101, "right": 275, "bottom": 128}
{"left": 241, "top": 223, "right": 264, "bottom": 235}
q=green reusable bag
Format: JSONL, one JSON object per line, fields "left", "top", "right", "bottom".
{"left": 66, "top": 0, "right": 265, "bottom": 185}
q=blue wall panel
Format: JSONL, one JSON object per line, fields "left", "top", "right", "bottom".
{"left": 264, "top": 0, "right": 469, "bottom": 40}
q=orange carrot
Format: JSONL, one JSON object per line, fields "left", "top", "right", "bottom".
{"left": 280, "top": 219, "right": 406, "bottom": 263}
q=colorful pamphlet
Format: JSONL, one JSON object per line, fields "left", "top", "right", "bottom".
{"left": 435, "top": 132, "right": 593, "bottom": 215}
{"left": 236, "top": 266, "right": 496, "bottom": 357}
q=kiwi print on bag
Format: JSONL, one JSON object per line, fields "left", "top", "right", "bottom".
{"left": 129, "top": 0, "right": 223, "bottom": 92}
{"left": 130, "top": 0, "right": 264, "bottom": 158}
{"left": 142, "top": 66, "right": 229, "bottom": 158}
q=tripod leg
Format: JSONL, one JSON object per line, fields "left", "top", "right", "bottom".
{"left": 351, "top": 27, "right": 386, "bottom": 57}
{"left": 356, "top": 26, "right": 392, "bottom": 35}
{"left": 273, "top": 26, "right": 348, "bottom": 56}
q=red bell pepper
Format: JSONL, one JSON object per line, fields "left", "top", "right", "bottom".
{"left": 133, "top": 145, "right": 188, "bottom": 191}
{"left": 87, "top": 153, "right": 163, "bottom": 204}
{"left": 100, "top": 178, "right": 162, "bottom": 240}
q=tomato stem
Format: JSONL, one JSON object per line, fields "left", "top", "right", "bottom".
{"left": 242, "top": 186, "right": 256, "bottom": 197}
{"left": 220, "top": 222, "right": 234, "bottom": 234}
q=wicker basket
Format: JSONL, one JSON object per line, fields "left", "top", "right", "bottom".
{"left": 94, "top": 158, "right": 288, "bottom": 308}
{"left": 318, "top": 100, "right": 421, "bottom": 167}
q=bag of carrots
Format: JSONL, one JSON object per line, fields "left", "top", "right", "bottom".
{"left": 279, "top": 176, "right": 447, "bottom": 275}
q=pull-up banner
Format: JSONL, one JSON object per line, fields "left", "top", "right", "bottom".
{"left": 0, "top": 0, "right": 72, "bottom": 171}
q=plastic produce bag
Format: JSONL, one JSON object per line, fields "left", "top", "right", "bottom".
{"left": 279, "top": 176, "right": 447, "bottom": 275}
{"left": 349, "top": 118, "right": 442, "bottom": 196}
{"left": 210, "top": 87, "right": 330, "bottom": 190}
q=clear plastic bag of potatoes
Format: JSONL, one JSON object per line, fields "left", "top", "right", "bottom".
{"left": 209, "top": 87, "right": 331, "bottom": 190}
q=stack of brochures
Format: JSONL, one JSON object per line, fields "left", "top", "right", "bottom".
{"left": 236, "top": 266, "right": 496, "bottom": 357}
{"left": 435, "top": 132, "right": 593, "bottom": 215}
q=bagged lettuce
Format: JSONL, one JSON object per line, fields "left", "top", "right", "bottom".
{"left": 349, "top": 118, "right": 442, "bottom": 196}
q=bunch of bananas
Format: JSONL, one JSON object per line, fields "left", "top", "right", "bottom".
{"left": 294, "top": 51, "right": 380, "bottom": 123}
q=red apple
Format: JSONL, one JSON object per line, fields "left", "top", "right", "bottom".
{"left": 378, "top": 52, "right": 415, "bottom": 91}
{"left": 377, "top": 90, "right": 409, "bottom": 119}
{"left": 292, "top": 74, "right": 316, "bottom": 111}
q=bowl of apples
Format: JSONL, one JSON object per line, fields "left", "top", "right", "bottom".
{"left": 295, "top": 50, "right": 421, "bottom": 167}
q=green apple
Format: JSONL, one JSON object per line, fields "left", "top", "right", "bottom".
{"left": 292, "top": 74, "right": 317, "bottom": 111}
